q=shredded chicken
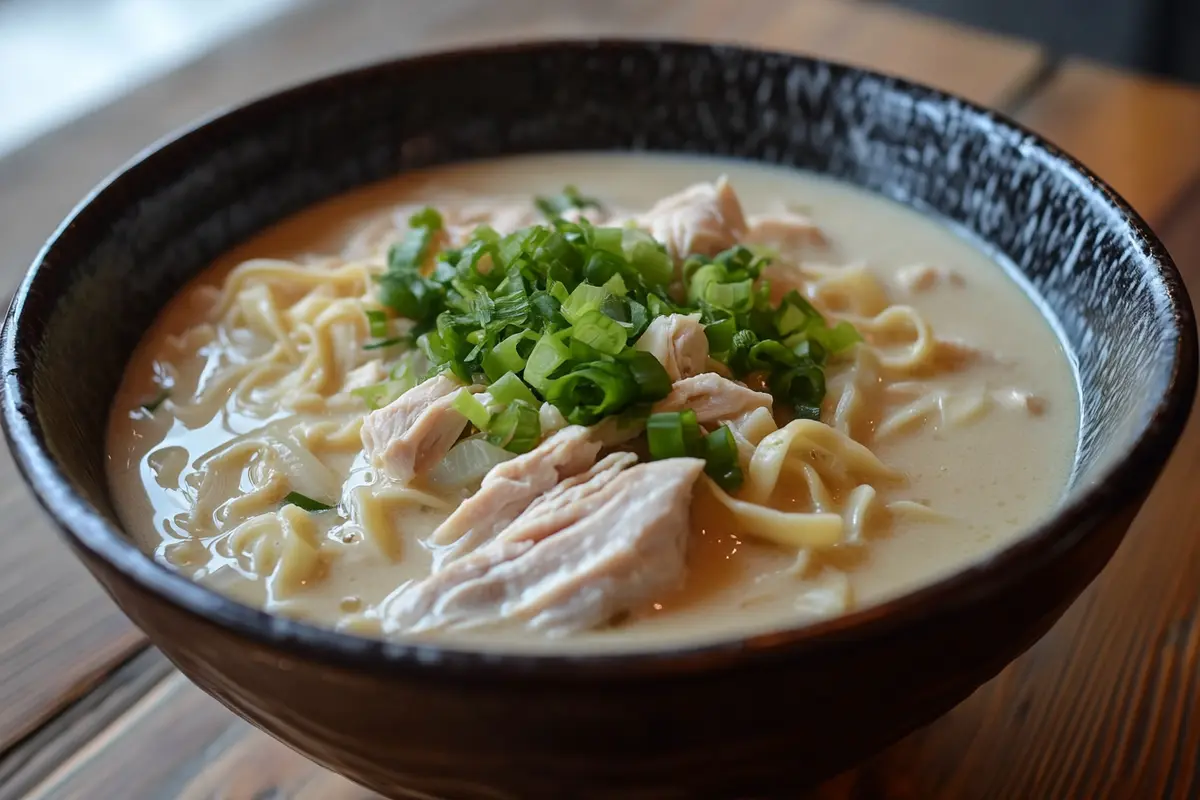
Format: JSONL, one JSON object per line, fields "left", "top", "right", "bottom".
{"left": 993, "top": 387, "right": 1047, "bottom": 415}
{"left": 359, "top": 374, "right": 471, "bottom": 483}
{"left": 895, "top": 264, "right": 964, "bottom": 292}
{"left": 635, "top": 314, "right": 710, "bottom": 382}
{"left": 427, "top": 426, "right": 602, "bottom": 561}
{"left": 653, "top": 373, "right": 775, "bottom": 425}
{"left": 744, "top": 209, "right": 826, "bottom": 249}
{"left": 384, "top": 457, "right": 704, "bottom": 635}
{"left": 637, "top": 177, "right": 747, "bottom": 262}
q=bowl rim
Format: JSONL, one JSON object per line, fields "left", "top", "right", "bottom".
{"left": 2, "top": 38, "right": 1195, "bottom": 682}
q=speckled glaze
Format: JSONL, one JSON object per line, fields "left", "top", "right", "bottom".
{"left": 1, "top": 41, "right": 1195, "bottom": 799}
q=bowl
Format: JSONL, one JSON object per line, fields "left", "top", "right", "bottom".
{"left": 2, "top": 40, "right": 1195, "bottom": 800}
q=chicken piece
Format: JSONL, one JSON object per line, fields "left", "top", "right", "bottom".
{"left": 744, "top": 209, "right": 826, "bottom": 249}
{"left": 427, "top": 426, "right": 602, "bottom": 560}
{"left": 653, "top": 373, "right": 775, "bottom": 426}
{"left": 895, "top": 264, "right": 964, "bottom": 292}
{"left": 384, "top": 458, "right": 705, "bottom": 635}
{"left": 438, "top": 199, "right": 543, "bottom": 246}
{"left": 992, "top": 387, "right": 1047, "bottom": 416}
{"left": 342, "top": 360, "right": 386, "bottom": 392}
{"left": 634, "top": 314, "right": 710, "bottom": 382}
{"left": 496, "top": 452, "right": 638, "bottom": 544}
{"left": 359, "top": 374, "right": 469, "bottom": 484}
{"left": 638, "top": 177, "right": 747, "bottom": 262}
{"left": 932, "top": 338, "right": 988, "bottom": 371}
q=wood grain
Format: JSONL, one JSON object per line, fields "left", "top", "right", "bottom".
{"left": 1017, "top": 61, "right": 1200, "bottom": 223}
{"left": 0, "top": 650, "right": 173, "bottom": 800}
{"left": 0, "top": 0, "right": 1045, "bottom": 760}
{"left": 808, "top": 60, "right": 1200, "bottom": 800}
{"left": 19, "top": 672, "right": 375, "bottom": 800}
{"left": 0, "top": 447, "right": 145, "bottom": 756}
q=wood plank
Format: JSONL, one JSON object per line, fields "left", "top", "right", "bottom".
{"left": 0, "top": 447, "right": 146, "bottom": 756}
{"left": 1016, "top": 61, "right": 1200, "bottom": 224}
{"left": 0, "top": 650, "right": 173, "bottom": 800}
{"left": 0, "top": 0, "right": 1045, "bottom": 760}
{"left": 806, "top": 60, "right": 1200, "bottom": 798}
{"left": 748, "top": 0, "right": 1046, "bottom": 108}
{"left": 19, "top": 673, "right": 374, "bottom": 800}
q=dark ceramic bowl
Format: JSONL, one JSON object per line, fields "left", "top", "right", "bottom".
{"left": 2, "top": 40, "right": 1195, "bottom": 800}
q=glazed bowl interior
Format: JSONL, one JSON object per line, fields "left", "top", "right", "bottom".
{"left": 2, "top": 40, "right": 1194, "bottom": 669}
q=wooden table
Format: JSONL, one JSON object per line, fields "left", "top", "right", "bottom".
{"left": 1, "top": 1, "right": 1198, "bottom": 797}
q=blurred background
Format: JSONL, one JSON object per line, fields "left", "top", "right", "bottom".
{"left": 0, "top": 0, "right": 302, "bottom": 159}
{"left": 1, "top": 0, "right": 1197, "bottom": 161}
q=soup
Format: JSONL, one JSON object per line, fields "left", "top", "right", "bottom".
{"left": 107, "top": 154, "right": 1078, "bottom": 652}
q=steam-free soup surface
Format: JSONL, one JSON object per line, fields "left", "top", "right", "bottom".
{"left": 108, "top": 154, "right": 1078, "bottom": 652}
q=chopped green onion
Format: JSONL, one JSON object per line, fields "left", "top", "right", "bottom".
{"left": 534, "top": 185, "right": 602, "bottom": 220}
{"left": 602, "top": 273, "right": 628, "bottom": 297}
{"left": 561, "top": 283, "right": 611, "bottom": 324}
{"left": 486, "top": 399, "right": 541, "bottom": 454}
{"left": 488, "top": 371, "right": 538, "bottom": 406}
{"left": 702, "top": 425, "right": 744, "bottom": 491}
{"left": 810, "top": 319, "right": 863, "bottom": 354}
{"left": 618, "top": 349, "right": 672, "bottom": 402}
{"left": 452, "top": 390, "right": 493, "bottom": 430}
{"left": 623, "top": 230, "right": 674, "bottom": 286}
{"left": 365, "top": 309, "right": 390, "bottom": 338}
{"left": 775, "top": 302, "right": 809, "bottom": 337}
{"left": 284, "top": 491, "right": 335, "bottom": 512}
{"left": 704, "top": 317, "right": 737, "bottom": 356}
{"left": 571, "top": 310, "right": 627, "bottom": 356}
{"left": 771, "top": 361, "right": 826, "bottom": 421}
{"left": 646, "top": 417, "right": 743, "bottom": 491}
{"left": 687, "top": 263, "right": 726, "bottom": 306}
{"left": 703, "top": 278, "right": 755, "bottom": 312}
{"left": 747, "top": 339, "right": 798, "bottom": 371}
{"left": 363, "top": 336, "right": 407, "bottom": 351}
{"left": 646, "top": 410, "right": 703, "bottom": 459}
{"left": 546, "top": 362, "right": 638, "bottom": 425}
{"left": 524, "top": 332, "right": 572, "bottom": 393}
{"left": 368, "top": 189, "right": 861, "bottom": 433}
{"left": 140, "top": 388, "right": 170, "bottom": 413}
{"left": 482, "top": 331, "right": 537, "bottom": 382}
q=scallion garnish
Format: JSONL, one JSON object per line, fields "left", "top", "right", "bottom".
{"left": 647, "top": 410, "right": 703, "bottom": 460}
{"left": 365, "top": 309, "right": 390, "bottom": 339}
{"left": 645, "top": 412, "right": 743, "bottom": 491}
{"left": 534, "top": 185, "right": 602, "bottom": 220}
{"left": 546, "top": 362, "right": 639, "bottom": 426}
{"left": 362, "top": 336, "right": 407, "bottom": 351}
{"left": 486, "top": 399, "right": 541, "bottom": 454}
{"left": 452, "top": 390, "right": 493, "bottom": 431}
{"left": 284, "top": 491, "right": 335, "bottom": 512}
{"left": 371, "top": 186, "right": 862, "bottom": 442}
{"left": 702, "top": 425, "right": 744, "bottom": 491}
{"left": 488, "top": 371, "right": 539, "bottom": 406}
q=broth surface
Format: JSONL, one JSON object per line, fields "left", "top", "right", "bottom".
{"left": 107, "top": 153, "right": 1079, "bottom": 651}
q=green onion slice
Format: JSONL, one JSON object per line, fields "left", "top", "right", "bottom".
{"left": 365, "top": 309, "right": 390, "bottom": 339}
{"left": 488, "top": 371, "right": 538, "bottom": 406}
{"left": 486, "top": 399, "right": 542, "bottom": 454}
{"left": 646, "top": 410, "right": 703, "bottom": 459}
{"left": 546, "top": 362, "right": 638, "bottom": 426}
{"left": 452, "top": 390, "right": 493, "bottom": 431}
{"left": 284, "top": 491, "right": 335, "bottom": 512}
{"left": 571, "top": 309, "right": 627, "bottom": 356}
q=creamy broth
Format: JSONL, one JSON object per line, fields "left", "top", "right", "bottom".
{"left": 107, "top": 154, "right": 1078, "bottom": 652}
